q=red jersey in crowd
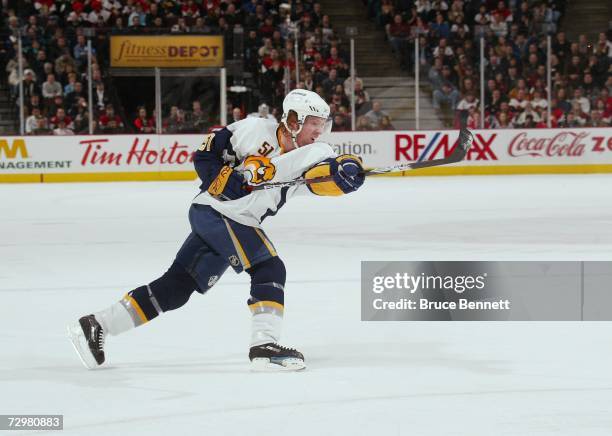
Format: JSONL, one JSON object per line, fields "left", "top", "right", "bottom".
{"left": 134, "top": 117, "right": 155, "bottom": 132}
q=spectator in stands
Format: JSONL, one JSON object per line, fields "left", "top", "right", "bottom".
{"left": 53, "top": 119, "right": 74, "bottom": 135}
{"left": 572, "top": 88, "right": 590, "bottom": 114}
{"left": 93, "top": 83, "right": 109, "bottom": 111}
{"left": 63, "top": 72, "right": 78, "bottom": 96}
{"left": 248, "top": 103, "right": 276, "bottom": 121}
{"left": 98, "top": 104, "right": 125, "bottom": 133}
{"left": 32, "top": 116, "right": 52, "bottom": 135}
{"left": 186, "top": 101, "right": 207, "bottom": 132}
{"left": 430, "top": 12, "right": 450, "bottom": 40}
{"left": 514, "top": 102, "right": 541, "bottom": 127}
{"left": 459, "top": 77, "right": 477, "bottom": 97}
{"left": 457, "top": 93, "right": 479, "bottom": 112}
{"left": 73, "top": 106, "right": 91, "bottom": 133}
{"left": 473, "top": 3, "right": 490, "bottom": 29}
{"left": 356, "top": 115, "right": 373, "bottom": 131}
{"left": 554, "top": 88, "right": 572, "bottom": 113}
{"left": 486, "top": 89, "right": 506, "bottom": 115}
{"left": 432, "top": 38, "right": 453, "bottom": 60}
{"left": 46, "top": 95, "right": 64, "bottom": 119}
{"left": 26, "top": 108, "right": 42, "bottom": 134}
{"left": 231, "top": 107, "right": 243, "bottom": 123}
{"left": 31, "top": 50, "right": 48, "bottom": 81}
{"left": 466, "top": 108, "right": 481, "bottom": 129}
{"left": 332, "top": 113, "right": 348, "bottom": 131}
{"left": 433, "top": 81, "right": 460, "bottom": 111}
{"left": 428, "top": 58, "right": 445, "bottom": 90}
{"left": 569, "top": 101, "right": 588, "bottom": 126}
{"left": 490, "top": 11, "right": 508, "bottom": 37}
{"left": 388, "top": 14, "right": 411, "bottom": 69}
{"left": 594, "top": 98, "right": 612, "bottom": 124}
{"left": 536, "top": 111, "right": 554, "bottom": 128}
{"left": 590, "top": 110, "right": 607, "bottom": 127}
{"left": 322, "top": 68, "right": 343, "bottom": 97}
{"left": 25, "top": 94, "right": 43, "bottom": 117}
{"left": 530, "top": 90, "right": 547, "bottom": 111}
{"left": 581, "top": 72, "right": 598, "bottom": 100}
{"left": 66, "top": 82, "right": 85, "bottom": 111}
{"left": 523, "top": 113, "right": 537, "bottom": 128}
{"left": 495, "top": 112, "right": 512, "bottom": 128}
{"left": 166, "top": 106, "right": 187, "bottom": 133}
{"left": 415, "top": 0, "right": 430, "bottom": 18}
{"left": 320, "top": 15, "right": 335, "bottom": 45}
{"left": 73, "top": 35, "right": 94, "bottom": 68}
{"left": 21, "top": 70, "right": 39, "bottom": 102}
{"left": 378, "top": 115, "right": 394, "bottom": 130}
{"left": 330, "top": 85, "right": 349, "bottom": 108}
{"left": 55, "top": 54, "right": 77, "bottom": 79}
{"left": 134, "top": 107, "right": 155, "bottom": 133}
{"left": 364, "top": 101, "right": 389, "bottom": 128}
{"left": 326, "top": 47, "right": 346, "bottom": 75}
{"left": 509, "top": 89, "right": 530, "bottom": 111}
{"left": 50, "top": 108, "right": 73, "bottom": 131}
{"left": 42, "top": 73, "right": 62, "bottom": 99}
{"left": 564, "top": 111, "right": 584, "bottom": 128}
{"left": 348, "top": 79, "right": 371, "bottom": 113}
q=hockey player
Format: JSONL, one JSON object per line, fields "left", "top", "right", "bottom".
{"left": 68, "top": 89, "right": 366, "bottom": 371}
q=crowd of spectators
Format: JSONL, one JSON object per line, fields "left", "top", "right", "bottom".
{"left": 2, "top": 0, "right": 611, "bottom": 134}
{"left": 369, "top": 0, "right": 611, "bottom": 128}
{"left": 212, "top": 0, "right": 392, "bottom": 131}
{"left": 1, "top": 0, "right": 394, "bottom": 134}
{"left": 2, "top": 9, "right": 122, "bottom": 135}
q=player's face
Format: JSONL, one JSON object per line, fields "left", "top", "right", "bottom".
{"left": 295, "top": 116, "right": 327, "bottom": 147}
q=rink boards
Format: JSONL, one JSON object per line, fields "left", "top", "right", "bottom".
{"left": 1, "top": 128, "right": 611, "bottom": 182}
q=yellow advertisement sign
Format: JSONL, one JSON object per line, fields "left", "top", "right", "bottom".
{"left": 0, "top": 139, "right": 29, "bottom": 159}
{"left": 110, "top": 35, "right": 224, "bottom": 68}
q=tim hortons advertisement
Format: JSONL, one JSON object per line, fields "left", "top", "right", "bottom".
{"left": 0, "top": 135, "right": 200, "bottom": 178}
{"left": 1, "top": 128, "right": 612, "bottom": 182}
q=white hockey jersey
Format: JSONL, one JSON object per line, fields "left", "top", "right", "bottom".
{"left": 192, "top": 117, "right": 337, "bottom": 227}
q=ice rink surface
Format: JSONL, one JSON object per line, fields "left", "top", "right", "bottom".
{"left": 1, "top": 175, "right": 612, "bottom": 435}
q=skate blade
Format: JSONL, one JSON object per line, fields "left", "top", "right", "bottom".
{"left": 66, "top": 323, "right": 99, "bottom": 370}
{"left": 250, "top": 357, "right": 306, "bottom": 372}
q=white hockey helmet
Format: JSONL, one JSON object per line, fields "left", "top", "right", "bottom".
{"left": 281, "top": 89, "right": 332, "bottom": 140}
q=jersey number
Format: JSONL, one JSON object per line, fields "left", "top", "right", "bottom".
{"left": 258, "top": 142, "right": 274, "bottom": 156}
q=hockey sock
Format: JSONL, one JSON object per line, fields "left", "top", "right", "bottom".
{"left": 94, "top": 285, "right": 161, "bottom": 336}
{"left": 94, "top": 262, "right": 198, "bottom": 336}
{"left": 246, "top": 257, "right": 286, "bottom": 346}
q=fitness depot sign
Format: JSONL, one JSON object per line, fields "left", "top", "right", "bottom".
{"left": 1, "top": 128, "right": 612, "bottom": 182}
{"left": 110, "top": 35, "right": 223, "bottom": 68}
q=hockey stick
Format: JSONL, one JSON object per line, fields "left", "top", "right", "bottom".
{"left": 252, "top": 127, "right": 474, "bottom": 191}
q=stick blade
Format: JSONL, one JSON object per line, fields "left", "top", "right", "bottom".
{"left": 458, "top": 128, "right": 474, "bottom": 153}
{"left": 446, "top": 127, "right": 474, "bottom": 163}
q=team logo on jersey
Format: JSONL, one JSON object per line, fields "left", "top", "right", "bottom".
{"left": 229, "top": 255, "right": 240, "bottom": 267}
{"left": 243, "top": 155, "right": 276, "bottom": 185}
{"left": 208, "top": 275, "right": 219, "bottom": 287}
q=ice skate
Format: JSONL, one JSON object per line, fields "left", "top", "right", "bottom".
{"left": 249, "top": 343, "right": 306, "bottom": 371}
{"left": 67, "top": 314, "right": 106, "bottom": 369}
